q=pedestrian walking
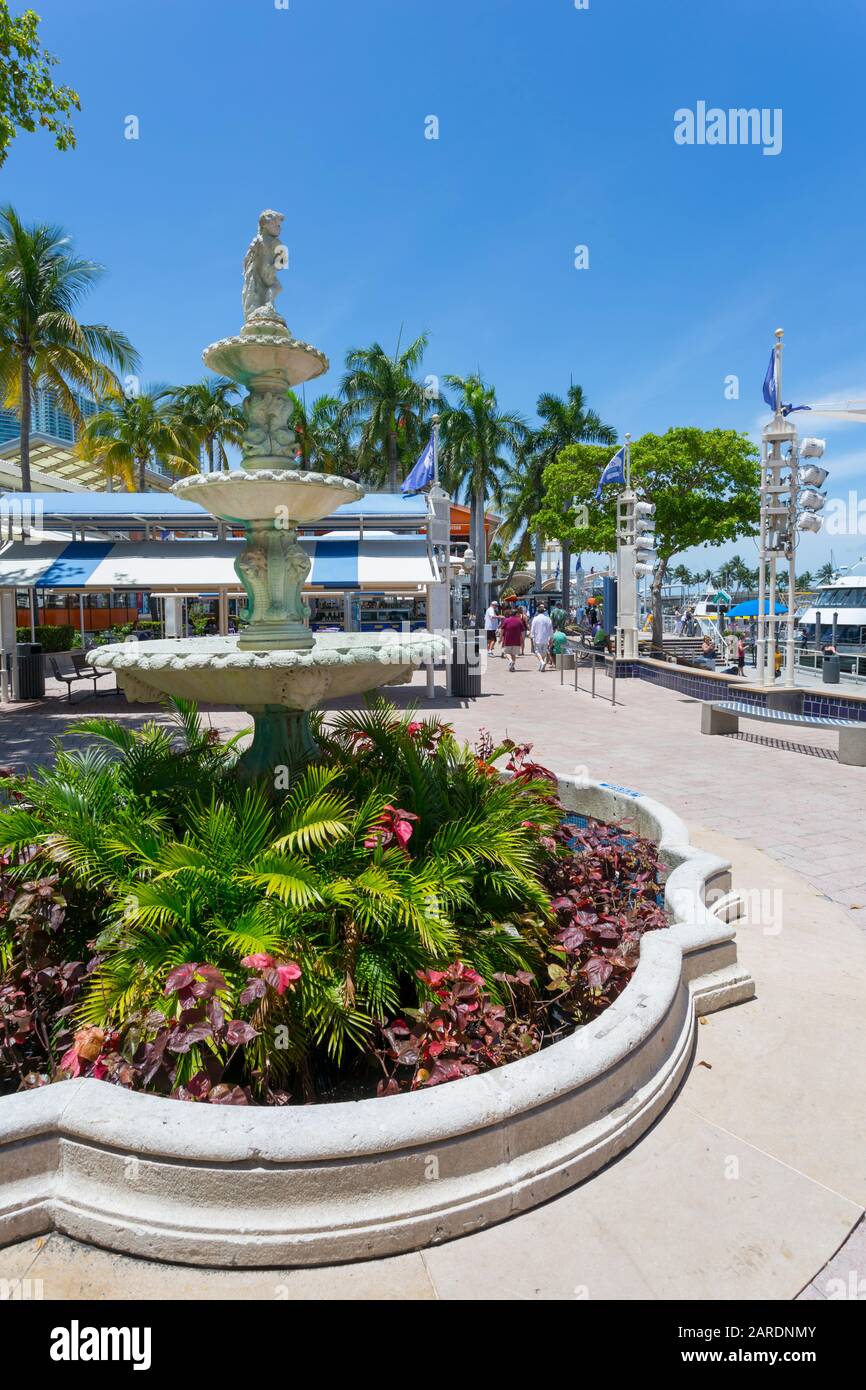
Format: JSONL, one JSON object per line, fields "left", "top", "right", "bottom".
{"left": 484, "top": 600, "right": 501, "bottom": 654}
{"left": 499, "top": 606, "right": 526, "bottom": 672}
{"left": 530, "top": 604, "right": 554, "bottom": 671}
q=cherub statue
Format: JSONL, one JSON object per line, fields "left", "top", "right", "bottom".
{"left": 242, "top": 209, "right": 288, "bottom": 321}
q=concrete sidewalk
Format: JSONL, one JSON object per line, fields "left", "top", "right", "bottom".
{"left": 1, "top": 833, "right": 863, "bottom": 1301}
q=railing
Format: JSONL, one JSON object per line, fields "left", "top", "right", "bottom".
{"left": 560, "top": 646, "right": 617, "bottom": 706}
{"left": 796, "top": 649, "right": 866, "bottom": 682}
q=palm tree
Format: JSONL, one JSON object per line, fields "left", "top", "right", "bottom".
{"left": 440, "top": 374, "right": 527, "bottom": 620}
{"left": 168, "top": 378, "right": 244, "bottom": 472}
{"left": 77, "top": 386, "right": 199, "bottom": 491}
{"left": 0, "top": 206, "right": 139, "bottom": 491}
{"left": 340, "top": 333, "right": 431, "bottom": 491}
{"left": 530, "top": 385, "right": 616, "bottom": 609}
{"left": 288, "top": 392, "right": 359, "bottom": 475}
{"left": 815, "top": 561, "right": 836, "bottom": 587}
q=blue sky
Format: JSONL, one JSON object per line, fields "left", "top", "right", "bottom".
{"left": 4, "top": 0, "right": 866, "bottom": 575}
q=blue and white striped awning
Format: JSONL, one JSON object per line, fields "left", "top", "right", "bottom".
{"left": 0, "top": 534, "right": 439, "bottom": 592}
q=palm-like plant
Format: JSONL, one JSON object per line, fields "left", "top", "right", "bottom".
{"left": 77, "top": 385, "right": 200, "bottom": 491}
{"left": 0, "top": 702, "right": 559, "bottom": 1097}
{"left": 288, "top": 391, "right": 358, "bottom": 475}
{"left": 440, "top": 374, "right": 527, "bottom": 619}
{"left": 815, "top": 561, "right": 836, "bottom": 587}
{"left": 0, "top": 205, "right": 139, "bottom": 491}
{"left": 529, "top": 386, "right": 616, "bottom": 607}
{"left": 340, "top": 333, "right": 431, "bottom": 491}
{"left": 167, "top": 377, "right": 244, "bottom": 472}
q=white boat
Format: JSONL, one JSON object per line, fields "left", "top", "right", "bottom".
{"left": 798, "top": 568, "right": 866, "bottom": 650}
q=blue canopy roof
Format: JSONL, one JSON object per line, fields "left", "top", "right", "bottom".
{"left": 728, "top": 599, "right": 787, "bottom": 617}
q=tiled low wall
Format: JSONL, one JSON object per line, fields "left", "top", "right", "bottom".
{"left": 611, "top": 659, "right": 866, "bottom": 721}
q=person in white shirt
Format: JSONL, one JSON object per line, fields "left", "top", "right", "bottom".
{"left": 530, "top": 605, "right": 554, "bottom": 671}
{"left": 484, "top": 601, "right": 501, "bottom": 653}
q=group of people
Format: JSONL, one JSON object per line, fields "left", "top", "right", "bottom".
{"left": 672, "top": 607, "right": 700, "bottom": 637}
{"left": 484, "top": 600, "right": 569, "bottom": 672}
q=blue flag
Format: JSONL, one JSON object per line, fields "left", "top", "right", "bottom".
{"left": 595, "top": 446, "right": 625, "bottom": 502}
{"left": 401, "top": 433, "right": 435, "bottom": 494}
{"left": 763, "top": 348, "right": 810, "bottom": 416}
{"left": 763, "top": 349, "right": 777, "bottom": 411}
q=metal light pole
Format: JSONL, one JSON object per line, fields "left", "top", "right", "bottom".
{"left": 615, "top": 434, "right": 637, "bottom": 660}
{"left": 759, "top": 330, "right": 798, "bottom": 686}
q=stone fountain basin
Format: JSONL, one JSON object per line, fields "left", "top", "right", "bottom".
{"left": 0, "top": 776, "right": 754, "bottom": 1267}
{"left": 172, "top": 469, "right": 364, "bottom": 525}
{"left": 203, "top": 332, "right": 329, "bottom": 389}
{"left": 89, "top": 632, "right": 450, "bottom": 711}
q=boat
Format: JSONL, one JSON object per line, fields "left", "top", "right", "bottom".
{"left": 797, "top": 564, "right": 866, "bottom": 651}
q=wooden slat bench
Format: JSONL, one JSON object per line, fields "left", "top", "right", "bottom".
{"left": 701, "top": 700, "right": 866, "bottom": 766}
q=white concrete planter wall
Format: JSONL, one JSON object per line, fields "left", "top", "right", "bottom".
{"left": 0, "top": 776, "right": 754, "bottom": 1267}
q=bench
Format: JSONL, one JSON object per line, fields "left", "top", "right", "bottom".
{"left": 49, "top": 653, "right": 115, "bottom": 704}
{"left": 701, "top": 699, "right": 866, "bottom": 766}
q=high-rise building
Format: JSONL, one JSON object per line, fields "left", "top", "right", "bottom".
{"left": 0, "top": 385, "right": 97, "bottom": 447}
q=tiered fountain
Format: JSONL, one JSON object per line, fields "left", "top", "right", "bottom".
{"left": 90, "top": 210, "right": 448, "bottom": 778}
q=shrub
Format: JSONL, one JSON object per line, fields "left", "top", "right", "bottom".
{"left": 15, "top": 625, "right": 75, "bottom": 652}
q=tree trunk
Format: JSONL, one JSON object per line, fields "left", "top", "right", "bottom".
{"left": 474, "top": 478, "right": 487, "bottom": 622}
{"left": 534, "top": 531, "right": 543, "bottom": 591}
{"left": 206, "top": 437, "right": 215, "bottom": 473}
{"left": 138, "top": 453, "right": 147, "bottom": 492}
{"left": 651, "top": 555, "right": 669, "bottom": 651}
{"left": 561, "top": 540, "right": 571, "bottom": 613}
{"left": 387, "top": 427, "right": 398, "bottom": 493}
{"left": 19, "top": 356, "right": 31, "bottom": 493}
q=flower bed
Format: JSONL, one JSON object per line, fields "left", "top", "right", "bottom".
{"left": 1, "top": 704, "right": 668, "bottom": 1106}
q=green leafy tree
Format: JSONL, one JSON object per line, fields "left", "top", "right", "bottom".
{"left": 533, "top": 428, "right": 760, "bottom": 646}
{"left": 340, "top": 333, "right": 431, "bottom": 491}
{"left": 77, "top": 385, "right": 199, "bottom": 491}
{"left": 168, "top": 377, "right": 244, "bottom": 472}
{"left": 0, "top": 4, "right": 79, "bottom": 168}
{"left": 440, "top": 374, "right": 527, "bottom": 619}
{"left": 0, "top": 206, "right": 139, "bottom": 491}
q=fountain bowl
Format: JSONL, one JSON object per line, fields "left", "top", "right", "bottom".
{"left": 90, "top": 632, "right": 450, "bottom": 713}
{"left": 172, "top": 469, "right": 364, "bottom": 525}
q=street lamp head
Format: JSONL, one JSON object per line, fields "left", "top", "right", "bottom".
{"left": 799, "top": 489, "right": 826, "bottom": 513}
{"left": 800, "top": 437, "right": 826, "bottom": 459}
{"left": 800, "top": 463, "right": 828, "bottom": 488}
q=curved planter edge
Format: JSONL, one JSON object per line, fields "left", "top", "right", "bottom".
{"left": 0, "top": 776, "right": 755, "bottom": 1267}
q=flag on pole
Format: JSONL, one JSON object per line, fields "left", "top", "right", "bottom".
{"left": 762, "top": 348, "right": 810, "bottom": 416}
{"left": 401, "top": 433, "right": 435, "bottom": 494}
{"left": 595, "top": 446, "right": 626, "bottom": 501}
{"left": 762, "top": 349, "right": 777, "bottom": 411}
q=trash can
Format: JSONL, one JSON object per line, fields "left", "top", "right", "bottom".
{"left": 16, "top": 642, "right": 45, "bottom": 700}
{"left": 451, "top": 629, "right": 482, "bottom": 698}
{"left": 822, "top": 654, "right": 841, "bottom": 685}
